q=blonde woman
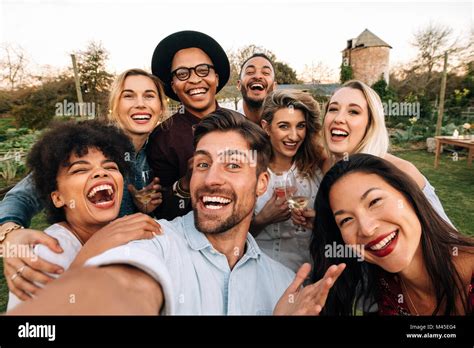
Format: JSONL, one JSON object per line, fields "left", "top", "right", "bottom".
{"left": 107, "top": 68, "right": 168, "bottom": 215}
{"left": 293, "top": 80, "right": 452, "bottom": 229}
{"left": 1, "top": 68, "right": 167, "bottom": 301}
{"left": 250, "top": 90, "right": 325, "bottom": 271}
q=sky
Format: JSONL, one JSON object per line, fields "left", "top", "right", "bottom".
{"left": 0, "top": 0, "right": 472, "bottom": 82}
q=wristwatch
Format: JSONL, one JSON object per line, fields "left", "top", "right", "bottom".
{"left": 0, "top": 222, "right": 22, "bottom": 244}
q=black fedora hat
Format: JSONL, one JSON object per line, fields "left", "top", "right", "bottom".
{"left": 151, "top": 30, "right": 230, "bottom": 101}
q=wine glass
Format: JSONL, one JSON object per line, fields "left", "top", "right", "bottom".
{"left": 133, "top": 170, "right": 156, "bottom": 213}
{"left": 273, "top": 172, "right": 287, "bottom": 199}
{"left": 285, "top": 170, "right": 313, "bottom": 236}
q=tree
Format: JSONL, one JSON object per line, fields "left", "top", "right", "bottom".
{"left": 274, "top": 61, "right": 300, "bottom": 84}
{"left": 411, "top": 22, "right": 454, "bottom": 84}
{"left": 301, "top": 61, "right": 334, "bottom": 84}
{"left": 75, "top": 41, "right": 113, "bottom": 119}
{"left": 340, "top": 64, "right": 353, "bottom": 84}
{"left": 11, "top": 76, "right": 77, "bottom": 129}
{"left": 372, "top": 76, "right": 396, "bottom": 102}
{"left": 0, "top": 43, "right": 29, "bottom": 91}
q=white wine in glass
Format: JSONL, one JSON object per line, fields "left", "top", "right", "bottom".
{"left": 285, "top": 170, "right": 313, "bottom": 235}
{"left": 133, "top": 170, "right": 156, "bottom": 212}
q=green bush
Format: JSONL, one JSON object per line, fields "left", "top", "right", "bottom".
{"left": 10, "top": 77, "right": 77, "bottom": 130}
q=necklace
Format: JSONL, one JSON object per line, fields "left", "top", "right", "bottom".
{"left": 400, "top": 277, "right": 419, "bottom": 316}
{"left": 63, "top": 222, "right": 84, "bottom": 246}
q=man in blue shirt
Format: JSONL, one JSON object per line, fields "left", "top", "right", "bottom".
{"left": 10, "top": 111, "right": 345, "bottom": 315}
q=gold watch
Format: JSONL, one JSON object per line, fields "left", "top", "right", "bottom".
{"left": 0, "top": 222, "right": 22, "bottom": 243}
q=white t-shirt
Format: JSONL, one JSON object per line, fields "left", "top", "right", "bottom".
{"left": 7, "top": 223, "right": 82, "bottom": 311}
{"left": 254, "top": 165, "right": 323, "bottom": 272}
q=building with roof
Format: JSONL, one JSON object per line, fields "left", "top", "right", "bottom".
{"left": 342, "top": 29, "right": 392, "bottom": 86}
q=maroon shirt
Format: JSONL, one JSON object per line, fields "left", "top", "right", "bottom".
{"left": 377, "top": 271, "right": 473, "bottom": 315}
{"left": 146, "top": 104, "right": 233, "bottom": 220}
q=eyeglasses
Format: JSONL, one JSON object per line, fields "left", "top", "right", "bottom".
{"left": 171, "top": 64, "right": 215, "bottom": 81}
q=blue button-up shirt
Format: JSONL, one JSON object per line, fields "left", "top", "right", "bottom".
{"left": 85, "top": 211, "right": 295, "bottom": 315}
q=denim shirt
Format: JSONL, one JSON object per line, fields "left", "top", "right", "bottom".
{"left": 85, "top": 211, "right": 295, "bottom": 315}
{"left": 0, "top": 144, "right": 152, "bottom": 227}
{"left": 120, "top": 143, "right": 153, "bottom": 217}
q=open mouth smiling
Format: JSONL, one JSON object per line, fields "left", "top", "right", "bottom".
{"left": 330, "top": 127, "right": 349, "bottom": 141}
{"left": 200, "top": 195, "right": 232, "bottom": 210}
{"left": 86, "top": 182, "right": 116, "bottom": 209}
{"left": 364, "top": 230, "right": 399, "bottom": 257}
{"left": 187, "top": 87, "right": 208, "bottom": 96}
{"left": 131, "top": 113, "right": 153, "bottom": 125}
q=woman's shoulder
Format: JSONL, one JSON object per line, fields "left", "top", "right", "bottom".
{"left": 34, "top": 224, "right": 82, "bottom": 270}
{"left": 384, "top": 154, "right": 425, "bottom": 189}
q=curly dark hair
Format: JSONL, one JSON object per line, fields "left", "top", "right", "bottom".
{"left": 27, "top": 120, "right": 134, "bottom": 224}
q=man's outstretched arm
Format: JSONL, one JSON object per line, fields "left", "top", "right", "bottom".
{"left": 8, "top": 265, "right": 163, "bottom": 315}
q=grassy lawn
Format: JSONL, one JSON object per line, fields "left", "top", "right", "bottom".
{"left": 0, "top": 149, "right": 472, "bottom": 312}
{"left": 394, "top": 149, "right": 474, "bottom": 236}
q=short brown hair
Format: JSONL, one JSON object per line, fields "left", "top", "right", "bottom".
{"left": 193, "top": 109, "right": 271, "bottom": 176}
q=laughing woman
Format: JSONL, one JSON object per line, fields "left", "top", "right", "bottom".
{"left": 1, "top": 69, "right": 167, "bottom": 301}
{"left": 293, "top": 80, "right": 453, "bottom": 229}
{"left": 311, "top": 154, "right": 473, "bottom": 315}
{"left": 7, "top": 121, "right": 161, "bottom": 310}
{"left": 250, "top": 90, "right": 325, "bottom": 272}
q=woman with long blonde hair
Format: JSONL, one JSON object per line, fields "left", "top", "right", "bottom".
{"left": 293, "top": 80, "right": 452, "bottom": 229}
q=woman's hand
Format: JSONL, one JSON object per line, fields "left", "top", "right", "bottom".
{"left": 128, "top": 177, "right": 163, "bottom": 214}
{"left": 71, "top": 213, "right": 162, "bottom": 268}
{"left": 255, "top": 191, "right": 291, "bottom": 227}
{"left": 274, "top": 263, "right": 346, "bottom": 315}
{"left": 3, "top": 228, "right": 64, "bottom": 300}
{"left": 291, "top": 208, "right": 315, "bottom": 230}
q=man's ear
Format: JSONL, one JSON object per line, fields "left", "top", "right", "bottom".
{"left": 215, "top": 73, "right": 219, "bottom": 88}
{"left": 256, "top": 171, "right": 269, "bottom": 197}
{"left": 237, "top": 79, "right": 241, "bottom": 90}
{"left": 51, "top": 191, "right": 65, "bottom": 208}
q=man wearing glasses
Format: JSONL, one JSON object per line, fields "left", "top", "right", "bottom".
{"left": 147, "top": 30, "right": 235, "bottom": 220}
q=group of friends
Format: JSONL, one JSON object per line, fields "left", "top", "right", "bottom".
{"left": 0, "top": 31, "right": 472, "bottom": 316}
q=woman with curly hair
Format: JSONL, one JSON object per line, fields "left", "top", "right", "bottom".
{"left": 1, "top": 69, "right": 167, "bottom": 301}
{"left": 6, "top": 120, "right": 161, "bottom": 310}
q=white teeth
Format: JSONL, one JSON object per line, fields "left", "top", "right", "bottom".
{"left": 202, "top": 196, "right": 231, "bottom": 204}
{"left": 189, "top": 88, "right": 206, "bottom": 96}
{"left": 131, "top": 114, "right": 151, "bottom": 120}
{"left": 369, "top": 231, "right": 397, "bottom": 251}
{"left": 283, "top": 142, "right": 297, "bottom": 146}
{"left": 250, "top": 83, "right": 264, "bottom": 89}
{"left": 331, "top": 129, "right": 349, "bottom": 136}
{"left": 206, "top": 205, "right": 223, "bottom": 210}
{"left": 88, "top": 184, "right": 114, "bottom": 198}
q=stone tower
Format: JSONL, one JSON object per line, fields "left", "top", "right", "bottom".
{"left": 342, "top": 29, "right": 391, "bottom": 86}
